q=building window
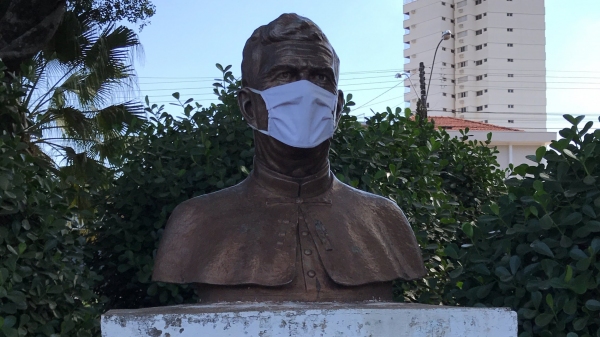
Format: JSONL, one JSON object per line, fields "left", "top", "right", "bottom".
{"left": 475, "top": 60, "right": 483, "bottom": 66}
{"left": 459, "top": 92, "right": 468, "bottom": 98}
{"left": 476, "top": 14, "right": 482, "bottom": 20}
{"left": 485, "top": 105, "right": 488, "bottom": 108}
{"left": 508, "top": 89, "right": 514, "bottom": 93}
{"left": 443, "top": 108, "right": 447, "bottom": 111}
{"left": 476, "top": 29, "right": 483, "bottom": 35}
{"left": 451, "top": 64, "right": 455, "bottom": 68}
{"left": 451, "top": 19, "right": 455, "bottom": 23}
{"left": 442, "top": 93, "right": 447, "bottom": 96}
{"left": 507, "top": 28, "right": 513, "bottom": 32}
{"left": 476, "top": 90, "right": 483, "bottom": 96}
{"left": 508, "top": 58, "right": 514, "bottom": 62}
{"left": 442, "top": 17, "right": 446, "bottom": 21}
{"left": 452, "top": 94, "right": 456, "bottom": 98}
{"left": 460, "top": 107, "right": 467, "bottom": 112}
{"left": 507, "top": 13, "right": 513, "bottom": 16}
{"left": 508, "top": 74, "right": 514, "bottom": 77}
{"left": 458, "top": 61, "right": 468, "bottom": 68}
{"left": 484, "top": 58, "right": 487, "bottom": 62}
{"left": 508, "top": 120, "right": 515, "bottom": 123}
{"left": 484, "top": 74, "right": 488, "bottom": 77}
{"left": 484, "top": 28, "right": 487, "bottom": 31}
{"left": 441, "top": 1, "right": 446, "bottom": 5}
{"left": 451, "top": 49, "right": 455, "bottom": 53}
{"left": 457, "top": 30, "right": 468, "bottom": 37}
{"left": 458, "top": 46, "right": 467, "bottom": 52}
{"left": 442, "top": 47, "right": 446, "bottom": 51}
{"left": 457, "top": 76, "right": 468, "bottom": 83}
{"left": 477, "top": 106, "right": 483, "bottom": 111}
{"left": 507, "top": 43, "right": 513, "bottom": 47}
{"left": 476, "top": 44, "right": 483, "bottom": 50}
{"left": 451, "top": 4, "right": 455, "bottom": 8}
{"left": 442, "top": 62, "right": 447, "bottom": 66}
{"left": 476, "top": 75, "right": 483, "bottom": 81}
{"left": 457, "top": 0, "right": 467, "bottom": 7}
{"left": 451, "top": 79, "right": 455, "bottom": 83}
{"left": 508, "top": 105, "right": 514, "bottom": 108}
{"left": 475, "top": 0, "right": 482, "bottom": 4}
{"left": 484, "top": 89, "right": 488, "bottom": 92}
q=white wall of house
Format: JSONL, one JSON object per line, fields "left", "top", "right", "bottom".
{"left": 446, "top": 130, "right": 556, "bottom": 170}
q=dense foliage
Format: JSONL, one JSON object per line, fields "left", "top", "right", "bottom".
{"left": 0, "top": 64, "right": 100, "bottom": 337}
{"left": 445, "top": 116, "right": 600, "bottom": 337}
{"left": 88, "top": 66, "right": 247, "bottom": 309}
{"left": 330, "top": 105, "right": 507, "bottom": 303}
{"left": 88, "top": 65, "right": 507, "bottom": 309}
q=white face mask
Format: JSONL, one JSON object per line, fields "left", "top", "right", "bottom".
{"left": 246, "top": 80, "right": 338, "bottom": 149}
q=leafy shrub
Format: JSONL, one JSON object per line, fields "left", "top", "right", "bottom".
{"left": 88, "top": 65, "right": 251, "bottom": 309}
{"left": 330, "top": 108, "right": 507, "bottom": 303}
{"left": 0, "top": 66, "right": 100, "bottom": 337}
{"left": 445, "top": 115, "right": 600, "bottom": 337}
{"left": 89, "top": 65, "right": 507, "bottom": 310}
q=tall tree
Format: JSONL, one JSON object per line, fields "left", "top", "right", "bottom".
{"left": 18, "top": 10, "right": 145, "bottom": 169}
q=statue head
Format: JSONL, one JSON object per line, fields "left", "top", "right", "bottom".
{"left": 238, "top": 14, "right": 344, "bottom": 141}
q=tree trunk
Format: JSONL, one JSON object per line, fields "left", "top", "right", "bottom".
{"left": 0, "top": 0, "right": 66, "bottom": 72}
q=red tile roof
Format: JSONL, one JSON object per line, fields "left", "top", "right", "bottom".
{"left": 427, "top": 116, "right": 522, "bottom": 131}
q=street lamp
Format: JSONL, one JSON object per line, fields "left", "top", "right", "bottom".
{"left": 424, "top": 30, "right": 452, "bottom": 108}
{"left": 395, "top": 72, "right": 419, "bottom": 101}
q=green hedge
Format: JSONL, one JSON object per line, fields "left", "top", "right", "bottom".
{"left": 445, "top": 116, "right": 600, "bottom": 337}
{"left": 0, "top": 66, "right": 100, "bottom": 337}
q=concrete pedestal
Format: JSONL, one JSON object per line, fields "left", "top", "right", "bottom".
{"left": 102, "top": 302, "right": 517, "bottom": 337}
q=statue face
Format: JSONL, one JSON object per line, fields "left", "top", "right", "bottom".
{"left": 256, "top": 40, "right": 338, "bottom": 94}
{"left": 240, "top": 39, "right": 341, "bottom": 131}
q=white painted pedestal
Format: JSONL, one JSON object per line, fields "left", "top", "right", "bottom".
{"left": 102, "top": 302, "right": 517, "bottom": 337}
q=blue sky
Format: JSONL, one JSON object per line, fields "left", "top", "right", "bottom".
{"left": 130, "top": 0, "right": 600, "bottom": 132}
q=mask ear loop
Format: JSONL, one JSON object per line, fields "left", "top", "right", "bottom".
{"left": 244, "top": 87, "right": 270, "bottom": 135}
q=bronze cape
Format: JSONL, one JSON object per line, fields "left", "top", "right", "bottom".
{"left": 153, "top": 160, "right": 426, "bottom": 302}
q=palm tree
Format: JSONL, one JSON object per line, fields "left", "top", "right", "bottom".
{"left": 16, "top": 10, "right": 145, "bottom": 172}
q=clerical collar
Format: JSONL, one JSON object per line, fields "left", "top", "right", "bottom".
{"left": 251, "top": 158, "right": 333, "bottom": 199}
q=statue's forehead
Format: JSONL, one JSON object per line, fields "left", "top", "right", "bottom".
{"left": 257, "top": 41, "right": 336, "bottom": 75}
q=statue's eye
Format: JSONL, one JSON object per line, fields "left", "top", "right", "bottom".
{"left": 317, "top": 74, "right": 327, "bottom": 81}
{"left": 279, "top": 72, "right": 291, "bottom": 79}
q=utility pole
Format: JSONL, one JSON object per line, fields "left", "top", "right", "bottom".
{"left": 417, "top": 62, "right": 427, "bottom": 121}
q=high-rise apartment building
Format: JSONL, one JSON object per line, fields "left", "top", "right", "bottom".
{"left": 403, "top": 0, "right": 546, "bottom": 131}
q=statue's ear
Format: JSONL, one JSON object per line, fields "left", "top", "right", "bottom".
{"left": 335, "top": 89, "right": 344, "bottom": 125}
{"left": 238, "top": 88, "right": 257, "bottom": 128}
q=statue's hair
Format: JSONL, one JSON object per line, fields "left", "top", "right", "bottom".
{"left": 241, "top": 13, "right": 339, "bottom": 88}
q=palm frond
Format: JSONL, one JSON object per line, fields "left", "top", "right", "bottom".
{"left": 93, "top": 101, "right": 145, "bottom": 135}
{"left": 47, "top": 106, "right": 94, "bottom": 140}
{"left": 18, "top": 10, "right": 144, "bottom": 176}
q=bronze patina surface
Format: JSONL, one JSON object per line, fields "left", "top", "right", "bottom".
{"left": 152, "top": 13, "right": 426, "bottom": 303}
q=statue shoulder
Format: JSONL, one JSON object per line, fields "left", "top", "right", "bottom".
{"left": 152, "top": 179, "right": 251, "bottom": 283}
{"left": 167, "top": 179, "right": 250, "bottom": 229}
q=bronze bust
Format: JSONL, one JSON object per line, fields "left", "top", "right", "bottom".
{"left": 152, "top": 13, "right": 426, "bottom": 303}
